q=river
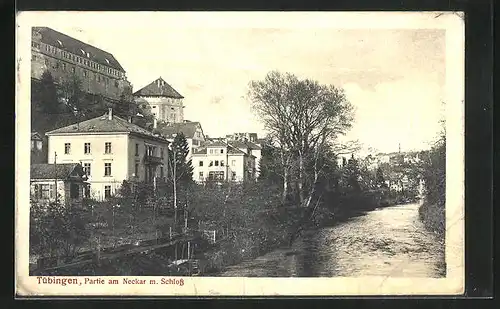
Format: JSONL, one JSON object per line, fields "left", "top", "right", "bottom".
{"left": 217, "top": 202, "right": 446, "bottom": 277}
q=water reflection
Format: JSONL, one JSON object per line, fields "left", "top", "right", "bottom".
{"left": 219, "top": 203, "right": 446, "bottom": 278}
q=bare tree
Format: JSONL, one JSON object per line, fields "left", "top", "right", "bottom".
{"left": 248, "top": 71, "right": 354, "bottom": 207}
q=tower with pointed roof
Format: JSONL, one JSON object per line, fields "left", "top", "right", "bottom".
{"left": 133, "top": 77, "right": 185, "bottom": 124}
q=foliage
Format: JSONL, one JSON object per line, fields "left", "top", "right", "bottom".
{"left": 168, "top": 132, "right": 194, "bottom": 185}
{"left": 30, "top": 200, "right": 90, "bottom": 260}
{"left": 248, "top": 71, "right": 354, "bottom": 207}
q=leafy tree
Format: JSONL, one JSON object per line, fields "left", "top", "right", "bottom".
{"left": 31, "top": 71, "right": 61, "bottom": 134}
{"left": 375, "top": 166, "right": 387, "bottom": 188}
{"left": 167, "top": 132, "right": 194, "bottom": 231}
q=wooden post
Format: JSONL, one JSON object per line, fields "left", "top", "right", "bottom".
{"left": 54, "top": 152, "right": 58, "bottom": 205}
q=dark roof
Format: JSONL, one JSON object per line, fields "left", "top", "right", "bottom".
{"left": 31, "top": 132, "right": 43, "bottom": 141}
{"left": 229, "top": 140, "right": 262, "bottom": 150}
{"left": 45, "top": 112, "right": 169, "bottom": 142}
{"left": 31, "top": 163, "right": 82, "bottom": 180}
{"left": 155, "top": 121, "right": 202, "bottom": 139}
{"left": 206, "top": 141, "right": 228, "bottom": 148}
{"left": 33, "top": 27, "right": 125, "bottom": 72}
{"left": 133, "top": 77, "right": 184, "bottom": 98}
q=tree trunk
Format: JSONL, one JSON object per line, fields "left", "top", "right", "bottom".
{"left": 298, "top": 150, "right": 305, "bottom": 205}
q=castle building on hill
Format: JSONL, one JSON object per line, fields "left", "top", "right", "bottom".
{"left": 31, "top": 27, "right": 131, "bottom": 101}
{"left": 133, "top": 77, "right": 185, "bottom": 124}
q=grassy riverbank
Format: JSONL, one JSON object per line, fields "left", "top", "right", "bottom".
{"left": 418, "top": 201, "right": 445, "bottom": 238}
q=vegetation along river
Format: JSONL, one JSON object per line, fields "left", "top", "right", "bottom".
{"left": 217, "top": 203, "right": 446, "bottom": 277}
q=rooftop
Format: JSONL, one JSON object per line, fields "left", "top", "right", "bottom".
{"left": 45, "top": 111, "right": 169, "bottom": 142}
{"left": 154, "top": 121, "right": 202, "bottom": 139}
{"left": 31, "top": 163, "right": 83, "bottom": 180}
{"left": 33, "top": 27, "right": 125, "bottom": 72}
{"left": 133, "top": 77, "right": 184, "bottom": 99}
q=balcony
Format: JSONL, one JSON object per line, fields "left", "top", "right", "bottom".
{"left": 143, "top": 154, "right": 163, "bottom": 165}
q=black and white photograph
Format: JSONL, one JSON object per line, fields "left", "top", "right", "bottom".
{"left": 15, "top": 11, "right": 465, "bottom": 296}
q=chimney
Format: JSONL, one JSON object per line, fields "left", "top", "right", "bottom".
{"left": 153, "top": 117, "right": 157, "bottom": 129}
{"left": 108, "top": 108, "right": 113, "bottom": 120}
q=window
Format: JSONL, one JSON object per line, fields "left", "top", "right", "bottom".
{"left": 215, "top": 160, "right": 219, "bottom": 167}
{"left": 199, "top": 161, "right": 203, "bottom": 167}
{"left": 160, "top": 167, "right": 164, "bottom": 178}
{"left": 152, "top": 106, "right": 157, "bottom": 109}
{"left": 160, "top": 148, "right": 164, "bottom": 159}
{"left": 71, "top": 66, "right": 76, "bottom": 73}
{"left": 231, "top": 160, "right": 236, "bottom": 166}
{"left": 221, "top": 160, "right": 225, "bottom": 166}
{"left": 220, "top": 149, "right": 224, "bottom": 154}
{"left": 232, "top": 172, "right": 237, "bottom": 181}
{"left": 31, "top": 54, "right": 37, "bottom": 61}
{"left": 105, "top": 142, "right": 112, "bottom": 154}
{"left": 135, "top": 143, "right": 139, "bottom": 156}
{"left": 115, "top": 81, "right": 119, "bottom": 87}
{"left": 83, "top": 163, "right": 91, "bottom": 176}
{"left": 62, "top": 63, "right": 66, "bottom": 71}
{"left": 70, "top": 183, "right": 80, "bottom": 199}
{"left": 55, "top": 62, "right": 60, "bottom": 69}
{"left": 208, "top": 171, "right": 224, "bottom": 181}
{"left": 97, "top": 75, "right": 101, "bottom": 82}
{"left": 84, "top": 142, "right": 91, "bottom": 154}
{"left": 104, "top": 186, "right": 111, "bottom": 199}
{"left": 134, "top": 162, "right": 139, "bottom": 177}
{"left": 104, "top": 163, "right": 112, "bottom": 176}
{"left": 83, "top": 70, "right": 88, "bottom": 77}
{"left": 34, "top": 184, "right": 54, "bottom": 200}
{"left": 209, "top": 161, "right": 213, "bottom": 167}
{"left": 199, "top": 172, "right": 204, "bottom": 180}
{"left": 64, "top": 143, "right": 71, "bottom": 154}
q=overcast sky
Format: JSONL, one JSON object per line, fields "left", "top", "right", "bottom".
{"left": 25, "top": 12, "right": 454, "bottom": 154}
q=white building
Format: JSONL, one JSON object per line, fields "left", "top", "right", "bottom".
{"left": 192, "top": 141, "right": 256, "bottom": 183}
{"left": 133, "top": 77, "right": 185, "bottom": 124}
{"left": 227, "top": 140, "right": 262, "bottom": 178}
{"left": 45, "top": 108, "right": 170, "bottom": 200}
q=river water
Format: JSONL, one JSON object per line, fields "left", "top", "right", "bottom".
{"left": 217, "top": 203, "right": 446, "bottom": 278}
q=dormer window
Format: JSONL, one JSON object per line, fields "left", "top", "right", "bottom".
{"left": 80, "top": 49, "right": 85, "bottom": 55}
{"left": 105, "top": 58, "right": 110, "bottom": 64}
{"left": 56, "top": 40, "right": 63, "bottom": 47}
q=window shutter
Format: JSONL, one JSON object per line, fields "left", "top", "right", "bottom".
{"left": 49, "top": 184, "right": 55, "bottom": 199}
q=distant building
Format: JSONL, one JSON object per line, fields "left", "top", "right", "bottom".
{"left": 227, "top": 140, "right": 262, "bottom": 178}
{"left": 133, "top": 77, "right": 185, "bottom": 124}
{"left": 31, "top": 132, "right": 46, "bottom": 164}
{"left": 154, "top": 120, "right": 206, "bottom": 159}
{"left": 31, "top": 27, "right": 131, "bottom": 101}
{"left": 226, "top": 132, "right": 258, "bottom": 143}
{"left": 45, "top": 108, "right": 170, "bottom": 200}
{"left": 192, "top": 141, "right": 256, "bottom": 183}
{"left": 30, "top": 163, "right": 86, "bottom": 207}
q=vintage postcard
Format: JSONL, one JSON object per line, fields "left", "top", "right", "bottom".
{"left": 15, "top": 11, "right": 465, "bottom": 296}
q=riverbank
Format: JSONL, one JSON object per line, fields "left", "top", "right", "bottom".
{"left": 418, "top": 201, "right": 445, "bottom": 239}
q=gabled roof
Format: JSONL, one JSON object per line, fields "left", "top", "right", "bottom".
{"left": 155, "top": 121, "right": 202, "bottom": 139}
{"left": 31, "top": 163, "right": 83, "bottom": 180}
{"left": 133, "top": 77, "right": 184, "bottom": 99}
{"left": 32, "top": 27, "right": 125, "bottom": 72}
{"left": 45, "top": 112, "right": 169, "bottom": 142}
{"left": 31, "top": 132, "right": 43, "bottom": 141}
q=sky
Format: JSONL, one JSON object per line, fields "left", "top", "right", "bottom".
{"left": 25, "top": 12, "right": 452, "bottom": 155}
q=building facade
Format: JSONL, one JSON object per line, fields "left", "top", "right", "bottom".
{"left": 192, "top": 141, "right": 256, "bottom": 183}
{"left": 31, "top": 27, "right": 130, "bottom": 101}
{"left": 155, "top": 120, "right": 206, "bottom": 161}
{"left": 30, "top": 163, "right": 86, "bottom": 207}
{"left": 133, "top": 77, "right": 185, "bottom": 124}
{"left": 45, "top": 109, "right": 170, "bottom": 200}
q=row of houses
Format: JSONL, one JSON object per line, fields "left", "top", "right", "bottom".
{"left": 30, "top": 111, "right": 262, "bottom": 205}
{"left": 30, "top": 26, "right": 264, "bottom": 206}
